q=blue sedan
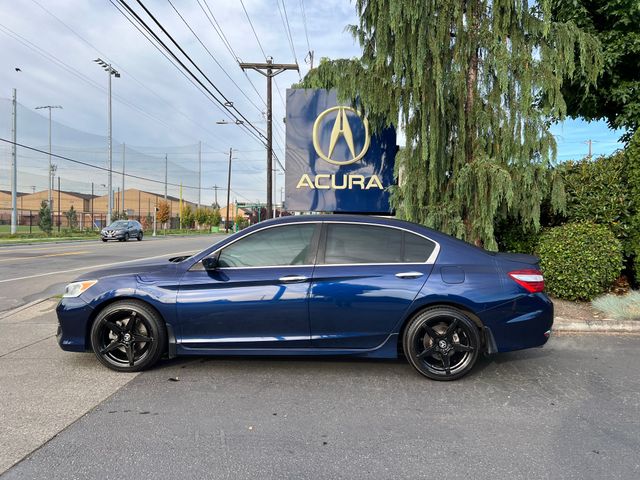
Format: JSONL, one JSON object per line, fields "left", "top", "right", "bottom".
{"left": 56, "top": 215, "right": 553, "bottom": 380}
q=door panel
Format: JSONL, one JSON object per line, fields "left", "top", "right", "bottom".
{"left": 309, "top": 264, "right": 432, "bottom": 348}
{"left": 308, "top": 223, "right": 437, "bottom": 349}
{"left": 177, "top": 266, "right": 313, "bottom": 348}
{"left": 176, "top": 222, "right": 319, "bottom": 349}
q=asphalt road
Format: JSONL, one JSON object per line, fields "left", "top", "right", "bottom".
{"left": 2, "top": 334, "right": 639, "bottom": 480}
{"left": 0, "top": 234, "right": 223, "bottom": 312}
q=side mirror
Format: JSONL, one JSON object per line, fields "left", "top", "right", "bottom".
{"left": 202, "top": 256, "right": 219, "bottom": 271}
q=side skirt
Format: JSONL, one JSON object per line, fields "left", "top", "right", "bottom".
{"left": 175, "top": 333, "right": 399, "bottom": 359}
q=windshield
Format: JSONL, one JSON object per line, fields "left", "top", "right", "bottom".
{"left": 107, "top": 221, "right": 128, "bottom": 228}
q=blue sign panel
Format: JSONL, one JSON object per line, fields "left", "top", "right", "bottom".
{"left": 285, "top": 89, "right": 396, "bottom": 213}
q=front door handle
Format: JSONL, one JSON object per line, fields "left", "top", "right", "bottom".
{"left": 278, "top": 275, "right": 309, "bottom": 283}
{"left": 395, "top": 271, "right": 424, "bottom": 279}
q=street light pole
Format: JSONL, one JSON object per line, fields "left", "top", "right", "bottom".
{"left": 10, "top": 88, "right": 17, "bottom": 234}
{"left": 35, "top": 105, "right": 62, "bottom": 225}
{"left": 94, "top": 58, "right": 120, "bottom": 226}
{"left": 225, "top": 147, "right": 232, "bottom": 233}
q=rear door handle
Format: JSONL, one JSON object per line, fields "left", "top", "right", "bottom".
{"left": 278, "top": 275, "right": 309, "bottom": 283}
{"left": 395, "top": 271, "right": 424, "bottom": 279}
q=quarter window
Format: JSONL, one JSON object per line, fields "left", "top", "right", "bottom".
{"left": 404, "top": 232, "right": 436, "bottom": 262}
{"left": 217, "top": 224, "right": 316, "bottom": 268}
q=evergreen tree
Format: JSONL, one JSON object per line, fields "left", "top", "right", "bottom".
{"left": 298, "top": 0, "right": 602, "bottom": 249}
{"left": 37, "top": 200, "right": 52, "bottom": 234}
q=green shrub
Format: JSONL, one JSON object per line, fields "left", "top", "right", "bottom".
{"left": 562, "top": 153, "right": 633, "bottom": 253}
{"left": 536, "top": 222, "right": 623, "bottom": 301}
{"left": 625, "top": 129, "right": 640, "bottom": 282}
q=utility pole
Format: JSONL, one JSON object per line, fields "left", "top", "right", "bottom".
{"left": 212, "top": 185, "right": 219, "bottom": 208}
{"left": 10, "top": 88, "right": 17, "bottom": 234}
{"left": 197, "top": 141, "right": 202, "bottom": 209}
{"left": 585, "top": 139, "right": 593, "bottom": 159}
{"left": 239, "top": 58, "right": 298, "bottom": 219}
{"left": 121, "top": 143, "right": 125, "bottom": 215}
{"left": 35, "top": 105, "right": 62, "bottom": 225}
{"left": 164, "top": 154, "right": 168, "bottom": 200}
{"left": 225, "top": 148, "right": 232, "bottom": 233}
{"left": 94, "top": 58, "right": 120, "bottom": 226}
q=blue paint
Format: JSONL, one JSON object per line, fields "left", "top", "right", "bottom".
{"left": 57, "top": 215, "right": 553, "bottom": 365}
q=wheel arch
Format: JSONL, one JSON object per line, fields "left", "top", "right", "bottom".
{"left": 84, "top": 296, "right": 176, "bottom": 357}
{"left": 397, "top": 301, "right": 486, "bottom": 356}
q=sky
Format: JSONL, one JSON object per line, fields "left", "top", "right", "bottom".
{"left": 0, "top": 0, "right": 626, "bottom": 206}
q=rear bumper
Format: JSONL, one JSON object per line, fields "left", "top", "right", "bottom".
{"left": 480, "top": 293, "right": 554, "bottom": 353}
{"left": 56, "top": 297, "right": 94, "bottom": 352}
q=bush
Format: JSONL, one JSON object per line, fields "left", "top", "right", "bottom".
{"left": 562, "top": 153, "right": 633, "bottom": 252}
{"left": 536, "top": 222, "right": 623, "bottom": 301}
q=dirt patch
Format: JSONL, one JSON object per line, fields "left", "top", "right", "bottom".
{"left": 552, "top": 297, "right": 601, "bottom": 322}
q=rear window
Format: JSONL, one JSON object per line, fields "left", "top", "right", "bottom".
{"left": 322, "top": 224, "right": 437, "bottom": 264}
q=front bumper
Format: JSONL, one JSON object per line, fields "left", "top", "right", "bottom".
{"left": 56, "top": 297, "right": 95, "bottom": 352}
{"left": 101, "top": 232, "right": 126, "bottom": 240}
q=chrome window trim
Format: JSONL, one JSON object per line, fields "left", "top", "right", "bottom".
{"left": 190, "top": 220, "right": 441, "bottom": 271}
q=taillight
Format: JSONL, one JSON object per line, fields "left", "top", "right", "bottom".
{"left": 508, "top": 269, "right": 545, "bottom": 293}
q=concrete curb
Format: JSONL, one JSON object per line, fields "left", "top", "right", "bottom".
{"left": 0, "top": 297, "right": 51, "bottom": 320}
{"left": 553, "top": 315, "right": 640, "bottom": 333}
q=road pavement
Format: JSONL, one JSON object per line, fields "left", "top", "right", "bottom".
{"left": 2, "top": 334, "right": 639, "bottom": 480}
{"left": 0, "top": 234, "right": 223, "bottom": 312}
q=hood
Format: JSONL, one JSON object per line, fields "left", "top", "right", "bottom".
{"left": 74, "top": 257, "right": 180, "bottom": 281}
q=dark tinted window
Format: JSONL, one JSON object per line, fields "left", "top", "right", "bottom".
{"left": 217, "top": 224, "right": 316, "bottom": 268}
{"left": 324, "top": 224, "right": 402, "bottom": 264}
{"left": 404, "top": 232, "right": 436, "bottom": 262}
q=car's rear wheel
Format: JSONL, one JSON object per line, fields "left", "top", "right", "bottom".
{"left": 137, "top": 232, "right": 143, "bottom": 241}
{"left": 403, "top": 307, "right": 480, "bottom": 381}
{"left": 90, "top": 300, "right": 166, "bottom": 372}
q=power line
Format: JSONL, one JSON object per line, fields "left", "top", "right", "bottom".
{"left": 114, "top": 0, "right": 267, "bottom": 146}
{"left": 299, "top": 0, "right": 313, "bottom": 67}
{"left": 277, "top": 0, "right": 302, "bottom": 81}
{"left": 28, "top": 0, "right": 226, "bottom": 145}
{"left": 166, "top": 0, "right": 264, "bottom": 116}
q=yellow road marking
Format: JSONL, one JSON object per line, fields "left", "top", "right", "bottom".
{"left": 0, "top": 251, "right": 91, "bottom": 263}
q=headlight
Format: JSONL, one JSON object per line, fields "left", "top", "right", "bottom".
{"left": 63, "top": 280, "right": 98, "bottom": 298}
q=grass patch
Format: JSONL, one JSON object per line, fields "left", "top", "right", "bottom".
{"left": 592, "top": 291, "right": 640, "bottom": 321}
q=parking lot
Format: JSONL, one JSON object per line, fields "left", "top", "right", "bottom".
{"left": 1, "top": 236, "right": 639, "bottom": 479}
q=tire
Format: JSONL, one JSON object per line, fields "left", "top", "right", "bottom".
{"left": 124, "top": 233, "right": 129, "bottom": 242}
{"left": 137, "top": 232, "right": 143, "bottom": 241}
{"left": 90, "top": 300, "right": 167, "bottom": 372}
{"left": 101, "top": 238, "right": 107, "bottom": 242}
{"left": 403, "top": 306, "right": 480, "bottom": 381}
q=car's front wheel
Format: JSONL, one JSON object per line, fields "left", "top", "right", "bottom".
{"left": 403, "top": 306, "right": 480, "bottom": 381}
{"left": 90, "top": 300, "right": 166, "bottom": 372}
{"left": 137, "top": 232, "right": 143, "bottom": 241}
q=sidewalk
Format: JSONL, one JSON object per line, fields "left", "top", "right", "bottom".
{"left": 0, "top": 299, "right": 138, "bottom": 474}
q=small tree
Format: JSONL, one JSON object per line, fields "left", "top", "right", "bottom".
{"left": 209, "top": 208, "right": 222, "bottom": 229}
{"left": 181, "top": 205, "right": 195, "bottom": 229}
{"left": 157, "top": 201, "right": 170, "bottom": 230}
{"left": 64, "top": 205, "right": 78, "bottom": 230}
{"left": 234, "top": 213, "right": 248, "bottom": 230}
{"left": 38, "top": 200, "right": 52, "bottom": 234}
{"left": 195, "top": 207, "right": 209, "bottom": 229}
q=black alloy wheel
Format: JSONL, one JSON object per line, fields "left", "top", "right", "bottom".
{"left": 137, "top": 232, "right": 143, "bottom": 241}
{"left": 404, "top": 307, "right": 480, "bottom": 381}
{"left": 90, "top": 300, "right": 166, "bottom": 372}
